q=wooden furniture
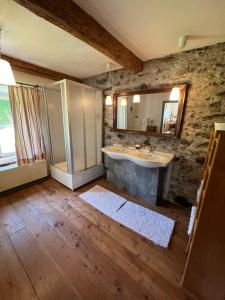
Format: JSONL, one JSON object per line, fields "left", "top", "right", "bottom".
{"left": 182, "top": 126, "right": 225, "bottom": 300}
{"left": 147, "top": 125, "right": 157, "bottom": 132}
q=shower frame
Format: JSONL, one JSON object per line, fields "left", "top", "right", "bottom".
{"left": 43, "top": 79, "right": 104, "bottom": 190}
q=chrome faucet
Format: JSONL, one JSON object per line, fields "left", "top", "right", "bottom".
{"left": 141, "top": 143, "right": 152, "bottom": 156}
{"left": 122, "top": 143, "right": 128, "bottom": 150}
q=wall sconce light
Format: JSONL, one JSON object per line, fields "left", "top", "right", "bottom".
{"left": 105, "top": 95, "right": 112, "bottom": 106}
{"left": 169, "top": 36, "right": 188, "bottom": 102}
{"left": 105, "top": 62, "right": 113, "bottom": 106}
{"left": 133, "top": 94, "right": 141, "bottom": 103}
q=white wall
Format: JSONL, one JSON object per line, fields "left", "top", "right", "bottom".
{"left": 0, "top": 160, "right": 48, "bottom": 192}
{"left": 0, "top": 70, "right": 53, "bottom": 192}
{"left": 13, "top": 70, "right": 54, "bottom": 86}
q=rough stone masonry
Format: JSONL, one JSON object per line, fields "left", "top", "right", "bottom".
{"left": 83, "top": 42, "right": 225, "bottom": 204}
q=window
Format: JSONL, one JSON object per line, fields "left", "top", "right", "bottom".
{"left": 0, "top": 85, "right": 16, "bottom": 166}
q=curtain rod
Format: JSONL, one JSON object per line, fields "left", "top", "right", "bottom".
{"left": 16, "top": 81, "right": 39, "bottom": 88}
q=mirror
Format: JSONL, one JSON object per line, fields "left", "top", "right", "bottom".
{"left": 161, "top": 101, "right": 178, "bottom": 135}
{"left": 113, "top": 85, "right": 187, "bottom": 138}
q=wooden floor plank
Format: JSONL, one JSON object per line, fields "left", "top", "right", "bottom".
{"left": 9, "top": 225, "right": 80, "bottom": 300}
{"left": 9, "top": 191, "right": 119, "bottom": 300}
{"left": 21, "top": 185, "right": 153, "bottom": 300}
{"left": 37, "top": 180, "right": 188, "bottom": 300}
{"left": 0, "top": 197, "right": 25, "bottom": 235}
{"left": 0, "top": 230, "right": 38, "bottom": 300}
{"left": 46, "top": 179, "right": 187, "bottom": 284}
{"left": 0, "top": 177, "right": 193, "bottom": 300}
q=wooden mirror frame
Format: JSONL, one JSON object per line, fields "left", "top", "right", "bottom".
{"left": 112, "top": 84, "right": 188, "bottom": 138}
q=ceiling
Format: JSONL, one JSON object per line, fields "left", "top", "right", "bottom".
{"left": 74, "top": 0, "right": 225, "bottom": 61}
{"left": 0, "top": 0, "right": 121, "bottom": 78}
{"left": 1, "top": 0, "right": 225, "bottom": 79}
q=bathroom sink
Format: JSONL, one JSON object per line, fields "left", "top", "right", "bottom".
{"left": 102, "top": 145, "right": 174, "bottom": 168}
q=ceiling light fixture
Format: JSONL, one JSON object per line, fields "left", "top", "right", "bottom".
{"left": 169, "top": 87, "right": 180, "bottom": 101}
{"left": 121, "top": 96, "right": 127, "bottom": 106}
{"left": 105, "top": 62, "right": 113, "bottom": 106}
{"left": 133, "top": 94, "right": 141, "bottom": 103}
{"left": 169, "top": 35, "right": 188, "bottom": 101}
{"left": 0, "top": 29, "right": 16, "bottom": 86}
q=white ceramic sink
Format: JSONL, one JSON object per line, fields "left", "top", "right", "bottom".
{"left": 102, "top": 145, "right": 174, "bottom": 168}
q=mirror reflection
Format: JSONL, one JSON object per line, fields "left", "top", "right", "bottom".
{"left": 114, "top": 85, "right": 187, "bottom": 138}
{"left": 161, "top": 101, "right": 178, "bottom": 135}
{"left": 117, "top": 91, "right": 174, "bottom": 134}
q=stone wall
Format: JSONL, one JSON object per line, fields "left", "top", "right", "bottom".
{"left": 83, "top": 42, "right": 225, "bottom": 204}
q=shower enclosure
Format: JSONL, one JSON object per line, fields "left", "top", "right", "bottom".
{"left": 44, "top": 79, "right": 103, "bottom": 190}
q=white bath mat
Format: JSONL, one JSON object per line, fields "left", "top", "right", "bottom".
{"left": 79, "top": 185, "right": 127, "bottom": 217}
{"left": 112, "top": 201, "right": 175, "bottom": 248}
{"left": 79, "top": 185, "right": 175, "bottom": 248}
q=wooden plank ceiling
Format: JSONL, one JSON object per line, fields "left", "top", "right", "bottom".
{"left": 14, "top": 0, "right": 143, "bottom": 74}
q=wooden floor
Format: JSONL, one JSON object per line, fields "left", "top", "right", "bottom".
{"left": 0, "top": 177, "right": 194, "bottom": 300}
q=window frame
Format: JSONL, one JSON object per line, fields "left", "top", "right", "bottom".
{"left": 0, "top": 85, "right": 17, "bottom": 166}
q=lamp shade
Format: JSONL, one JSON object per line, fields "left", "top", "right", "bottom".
{"left": 133, "top": 94, "right": 140, "bottom": 103}
{"left": 169, "top": 87, "right": 180, "bottom": 101}
{"left": 105, "top": 95, "right": 112, "bottom": 106}
{"left": 0, "top": 59, "right": 16, "bottom": 85}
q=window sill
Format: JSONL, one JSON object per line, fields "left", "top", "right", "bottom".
{"left": 0, "top": 163, "right": 18, "bottom": 172}
{"left": 0, "top": 156, "right": 17, "bottom": 167}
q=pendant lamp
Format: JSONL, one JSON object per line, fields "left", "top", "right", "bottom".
{"left": 0, "top": 29, "right": 16, "bottom": 86}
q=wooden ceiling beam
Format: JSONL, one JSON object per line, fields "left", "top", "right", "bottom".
{"left": 14, "top": 0, "right": 143, "bottom": 73}
{"left": 2, "top": 54, "right": 81, "bottom": 82}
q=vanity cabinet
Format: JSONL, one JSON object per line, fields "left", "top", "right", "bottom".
{"left": 102, "top": 146, "right": 174, "bottom": 206}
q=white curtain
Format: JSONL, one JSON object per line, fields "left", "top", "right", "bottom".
{"left": 9, "top": 86, "right": 46, "bottom": 165}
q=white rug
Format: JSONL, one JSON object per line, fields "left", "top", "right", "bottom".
{"left": 79, "top": 185, "right": 127, "bottom": 217}
{"left": 79, "top": 185, "right": 175, "bottom": 248}
{"left": 112, "top": 201, "right": 175, "bottom": 248}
